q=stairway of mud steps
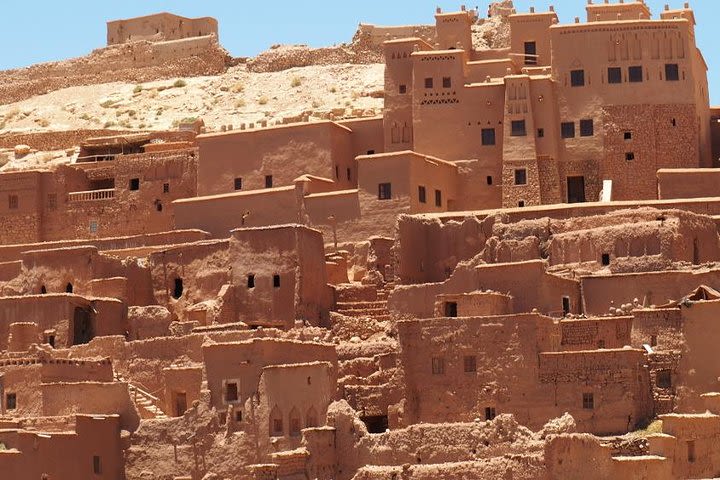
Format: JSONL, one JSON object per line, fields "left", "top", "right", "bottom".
{"left": 334, "top": 283, "right": 395, "bottom": 321}
{"left": 116, "top": 374, "right": 169, "bottom": 420}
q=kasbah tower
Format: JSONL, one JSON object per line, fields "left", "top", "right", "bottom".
{"left": 1, "top": 1, "right": 720, "bottom": 479}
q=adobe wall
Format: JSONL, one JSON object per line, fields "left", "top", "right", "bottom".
{"left": 658, "top": 168, "right": 720, "bottom": 199}
{"left": 107, "top": 13, "right": 218, "bottom": 45}
{"left": 0, "top": 37, "right": 229, "bottom": 105}
{"left": 41, "top": 381, "right": 139, "bottom": 431}
{"left": 559, "top": 316, "right": 632, "bottom": 351}
{"left": 630, "top": 308, "right": 683, "bottom": 350}
{"left": 0, "top": 171, "right": 43, "bottom": 245}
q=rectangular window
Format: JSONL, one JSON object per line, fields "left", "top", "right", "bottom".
{"left": 562, "top": 296, "right": 571, "bottom": 316}
{"left": 8, "top": 195, "right": 18, "bottom": 210}
{"left": 601, "top": 253, "right": 610, "bottom": 266}
{"left": 129, "top": 178, "right": 140, "bottom": 191}
{"left": 510, "top": 120, "right": 526, "bottom": 137}
{"left": 665, "top": 63, "right": 680, "bottom": 81}
{"left": 431, "top": 357, "right": 445, "bottom": 375}
{"left": 608, "top": 67, "right": 622, "bottom": 84}
{"left": 524, "top": 41, "right": 537, "bottom": 65}
{"left": 580, "top": 119, "right": 594, "bottom": 137}
{"left": 418, "top": 186, "right": 426, "bottom": 204}
{"left": 273, "top": 274, "right": 280, "bottom": 288}
{"left": 629, "top": 66, "right": 643, "bottom": 83}
{"left": 444, "top": 301, "right": 457, "bottom": 317}
{"left": 378, "top": 183, "right": 392, "bottom": 200}
{"left": 226, "top": 382, "right": 239, "bottom": 402}
{"left": 399, "top": 84, "right": 407, "bottom": 94}
{"left": 247, "top": 274, "right": 255, "bottom": 288}
{"left": 481, "top": 128, "right": 496, "bottom": 146}
{"left": 537, "top": 128, "right": 544, "bottom": 138}
{"left": 434, "top": 189, "right": 442, "bottom": 207}
{"left": 424, "top": 77, "right": 433, "bottom": 89}
{"left": 687, "top": 440, "right": 696, "bottom": 463}
{"left": 485, "top": 407, "right": 496, "bottom": 421}
{"left": 442, "top": 77, "right": 452, "bottom": 88}
{"left": 235, "top": 410, "right": 243, "bottom": 422}
{"left": 89, "top": 220, "right": 98, "bottom": 234}
{"left": 626, "top": 152, "right": 635, "bottom": 161}
{"left": 514, "top": 169, "right": 527, "bottom": 186}
{"left": 570, "top": 69, "right": 585, "bottom": 87}
{"left": 46, "top": 193, "right": 57, "bottom": 210}
{"left": 234, "top": 178, "right": 242, "bottom": 190}
{"left": 163, "top": 183, "right": 170, "bottom": 193}
{"left": 93, "top": 455, "right": 102, "bottom": 475}
{"left": 657, "top": 370, "right": 672, "bottom": 389}
{"left": 347, "top": 168, "right": 352, "bottom": 181}
{"left": 464, "top": 355, "right": 477, "bottom": 373}
{"left": 6, "top": 393, "right": 16, "bottom": 410}
{"left": 486, "top": 176, "right": 493, "bottom": 186}
{"left": 624, "top": 131, "right": 632, "bottom": 140}
{"left": 265, "top": 175, "right": 273, "bottom": 188}
{"left": 583, "top": 392, "right": 594, "bottom": 409}
{"left": 651, "top": 335, "right": 658, "bottom": 347}
{"left": 561, "top": 122, "right": 575, "bottom": 139}
{"left": 335, "top": 165, "right": 339, "bottom": 179}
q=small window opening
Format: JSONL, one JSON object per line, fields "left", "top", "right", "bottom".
{"left": 225, "top": 382, "right": 239, "bottom": 402}
{"left": 347, "top": 167, "right": 352, "bottom": 181}
{"left": 580, "top": 119, "right": 594, "bottom": 137}
{"left": 582, "top": 392, "right": 594, "bottom": 409}
{"left": 234, "top": 178, "right": 243, "bottom": 190}
{"left": 464, "top": 355, "right": 477, "bottom": 373}
{"left": 514, "top": 169, "right": 527, "bottom": 185}
{"left": 173, "top": 278, "right": 183, "bottom": 299}
{"left": 235, "top": 410, "right": 243, "bottom": 422}
{"left": 657, "top": 370, "right": 672, "bottom": 388}
{"left": 570, "top": 69, "right": 585, "bottom": 87}
{"left": 524, "top": 41, "right": 537, "bottom": 65}
{"left": 629, "top": 65, "right": 643, "bottom": 83}
{"left": 434, "top": 189, "right": 442, "bottom": 207}
{"left": 597, "top": 340, "right": 605, "bottom": 349}
{"left": 444, "top": 301, "right": 458, "bottom": 317}
{"left": 481, "top": 128, "right": 496, "bottom": 145}
{"left": 273, "top": 274, "right": 280, "bottom": 288}
{"left": 93, "top": 455, "right": 102, "bottom": 475}
{"left": 625, "top": 152, "right": 635, "bottom": 161}
{"left": 335, "top": 165, "right": 339, "bottom": 179}
{"left": 442, "top": 77, "right": 452, "bottom": 88}
{"left": 608, "top": 67, "right": 622, "bottom": 84}
{"left": 48, "top": 335, "right": 55, "bottom": 348}
{"left": 518, "top": 200, "right": 525, "bottom": 207}
{"left": 8, "top": 195, "right": 18, "bottom": 210}
{"left": 156, "top": 200, "right": 163, "bottom": 212}
{"left": 688, "top": 440, "right": 696, "bottom": 463}
{"left": 485, "top": 407, "right": 496, "bottom": 420}
{"left": 247, "top": 275, "right": 255, "bottom": 288}
{"left": 665, "top": 63, "right": 680, "bottom": 81}
{"left": 511, "top": 120, "right": 527, "bottom": 136}
{"left": 424, "top": 77, "right": 433, "bottom": 89}
{"left": 486, "top": 176, "right": 493, "bottom": 186}
{"left": 537, "top": 128, "right": 545, "bottom": 138}
{"left": 671, "top": 118, "right": 677, "bottom": 127}
{"left": 265, "top": 175, "right": 273, "bottom": 188}
{"left": 561, "top": 122, "right": 575, "bottom": 139}
{"left": 129, "top": 178, "right": 140, "bottom": 191}
{"left": 650, "top": 335, "right": 658, "bottom": 347}
{"left": 163, "top": 183, "right": 170, "bottom": 193}
{"left": 361, "top": 415, "right": 388, "bottom": 434}
{"left": 6, "top": 393, "right": 16, "bottom": 410}
{"left": 378, "top": 183, "right": 392, "bottom": 200}
{"left": 431, "top": 357, "right": 445, "bottom": 375}
{"left": 40, "top": 285, "right": 47, "bottom": 294}
{"left": 418, "top": 186, "right": 426, "bottom": 203}
{"left": 624, "top": 131, "right": 632, "bottom": 140}
{"left": 399, "top": 84, "right": 407, "bottom": 94}
{"left": 601, "top": 253, "right": 610, "bottom": 266}
{"left": 66, "top": 283, "right": 73, "bottom": 293}
{"left": 562, "top": 296, "right": 571, "bottom": 316}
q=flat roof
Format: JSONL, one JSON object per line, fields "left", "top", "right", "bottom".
{"left": 197, "top": 120, "right": 351, "bottom": 140}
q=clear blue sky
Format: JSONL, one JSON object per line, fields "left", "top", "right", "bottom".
{"left": 2, "top": 1, "right": 718, "bottom": 103}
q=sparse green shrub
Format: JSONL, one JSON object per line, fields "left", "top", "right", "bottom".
{"left": 173, "top": 79, "right": 187, "bottom": 88}
{"left": 133, "top": 85, "right": 143, "bottom": 94}
{"left": 291, "top": 76, "right": 302, "bottom": 88}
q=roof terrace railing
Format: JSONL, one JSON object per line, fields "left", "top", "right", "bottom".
{"left": 67, "top": 189, "right": 116, "bottom": 202}
{"left": 76, "top": 154, "right": 118, "bottom": 163}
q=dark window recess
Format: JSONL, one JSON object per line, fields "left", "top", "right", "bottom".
{"left": 273, "top": 274, "right": 280, "bottom": 288}
{"left": 129, "top": 178, "right": 140, "bottom": 191}
{"left": 485, "top": 407, "right": 496, "bottom": 421}
{"left": 226, "top": 382, "right": 238, "bottom": 402}
{"left": 173, "top": 278, "right": 183, "bottom": 299}
{"left": 570, "top": 69, "right": 585, "bottom": 87}
{"left": 518, "top": 200, "right": 525, "bottom": 207}
{"left": 163, "top": 183, "right": 169, "bottom": 193}
{"left": 234, "top": 178, "right": 242, "bottom": 190}
{"left": 562, "top": 297, "right": 571, "bottom": 316}
{"left": 442, "top": 77, "right": 452, "bottom": 88}
{"left": 378, "top": 183, "right": 392, "bottom": 200}
{"left": 399, "top": 84, "right": 407, "bottom": 94}
{"left": 48, "top": 335, "right": 55, "bottom": 348}
{"left": 6, "top": 393, "right": 16, "bottom": 410}
{"left": 247, "top": 275, "right": 255, "bottom": 288}
{"left": 367, "top": 150, "right": 375, "bottom": 155}
{"left": 672, "top": 118, "right": 677, "bottom": 127}
{"left": 510, "top": 120, "right": 526, "bottom": 137}
{"left": 40, "top": 285, "right": 47, "bottom": 294}
{"left": 486, "top": 176, "right": 493, "bottom": 186}
{"left": 626, "top": 152, "right": 635, "bottom": 161}
{"left": 156, "top": 201, "right": 163, "bottom": 212}
{"left": 335, "top": 165, "right": 339, "bottom": 179}
{"left": 561, "top": 122, "right": 576, "bottom": 139}
{"left": 431, "top": 357, "right": 445, "bottom": 375}
{"left": 464, "top": 355, "right": 477, "bottom": 373}
{"left": 93, "top": 456, "right": 102, "bottom": 475}
{"left": 629, "top": 66, "right": 643, "bottom": 83}
{"left": 524, "top": 41, "right": 537, "bottom": 65}
{"left": 434, "top": 190, "right": 442, "bottom": 207}
{"left": 514, "top": 169, "right": 527, "bottom": 186}
{"left": 580, "top": 119, "right": 594, "bottom": 137}
{"left": 601, "top": 253, "right": 611, "bottom": 266}
{"left": 688, "top": 441, "right": 696, "bottom": 463}
{"left": 651, "top": 335, "right": 658, "bottom": 347}
{"left": 361, "top": 415, "right": 388, "bottom": 434}
{"left": 444, "top": 301, "right": 458, "bottom": 317}
{"left": 657, "top": 370, "right": 672, "bottom": 389}
{"left": 235, "top": 410, "right": 243, "bottom": 422}
{"left": 66, "top": 283, "right": 73, "bottom": 293}
{"left": 608, "top": 67, "right": 622, "bottom": 84}
{"left": 567, "top": 176, "right": 586, "bottom": 203}
{"left": 481, "top": 128, "right": 496, "bottom": 145}
{"left": 424, "top": 77, "right": 434, "bottom": 89}
{"left": 347, "top": 168, "right": 352, "bottom": 181}
{"left": 537, "top": 128, "right": 545, "bottom": 138}
{"left": 665, "top": 63, "right": 680, "bottom": 81}
{"left": 624, "top": 131, "right": 632, "bottom": 140}
{"left": 418, "top": 186, "right": 427, "bottom": 203}
{"left": 265, "top": 175, "right": 273, "bottom": 188}
{"left": 8, "top": 195, "right": 18, "bottom": 210}
{"left": 583, "top": 393, "right": 594, "bottom": 409}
